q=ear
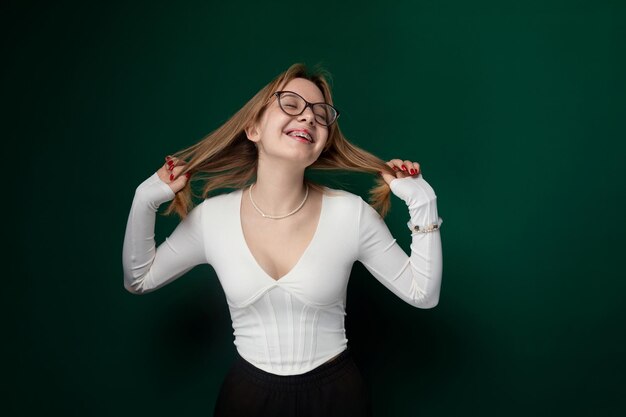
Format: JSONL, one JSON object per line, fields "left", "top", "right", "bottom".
{"left": 245, "top": 123, "right": 260, "bottom": 144}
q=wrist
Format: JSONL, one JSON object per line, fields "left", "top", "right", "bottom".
{"left": 135, "top": 172, "right": 176, "bottom": 207}
{"left": 389, "top": 174, "right": 437, "bottom": 208}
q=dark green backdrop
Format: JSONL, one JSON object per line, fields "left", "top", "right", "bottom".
{"left": 5, "top": 0, "right": 625, "bottom": 416}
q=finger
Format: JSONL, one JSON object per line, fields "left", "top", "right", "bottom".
{"left": 405, "top": 160, "right": 420, "bottom": 175}
{"left": 168, "top": 165, "right": 187, "bottom": 181}
{"left": 386, "top": 159, "right": 402, "bottom": 173}
{"left": 158, "top": 159, "right": 182, "bottom": 183}
{"left": 171, "top": 172, "right": 190, "bottom": 189}
{"left": 389, "top": 158, "right": 411, "bottom": 174}
{"left": 167, "top": 160, "right": 186, "bottom": 173}
{"left": 388, "top": 159, "right": 408, "bottom": 178}
{"left": 402, "top": 160, "right": 420, "bottom": 175}
{"left": 157, "top": 162, "right": 174, "bottom": 183}
{"left": 381, "top": 161, "right": 397, "bottom": 173}
{"left": 399, "top": 160, "right": 411, "bottom": 173}
{"left": 386, "top": 159, "right": 411, "bottom": 178}
{"left": 165, "top": 155, "right": 184, "bottom": 171}
{"left": 379, "top": 171, "right": 396, "bottom": 185}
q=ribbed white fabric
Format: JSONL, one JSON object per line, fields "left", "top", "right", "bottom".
{"left": 122, "top": 172, "right": 443, "bottom": 375}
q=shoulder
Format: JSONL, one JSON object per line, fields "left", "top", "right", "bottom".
{"left": 321, "top": 185, "right": 362, "bottom": 203}
{"left": 187, "top": 188, "right": 241, "bottom": 218}
{"left": 321, "top": 185, "right": 375, "bottom": 217}
{"left": 200, "top": 188, "right": 241, "bottom": 206}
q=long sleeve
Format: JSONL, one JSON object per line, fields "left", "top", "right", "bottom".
{"left": 122, "top": 172, "right": 208, "bottom": 294}
{"left": 356, "top": 173, "right": 443, "bottom": 308}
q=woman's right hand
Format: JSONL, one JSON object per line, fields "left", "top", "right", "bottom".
{"left": 157, "top": 155, "right": 191, "bottom": 194}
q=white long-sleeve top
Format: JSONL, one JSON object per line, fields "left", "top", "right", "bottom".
{"left": 122, "top": 172, "right": 443, "bottom": 375}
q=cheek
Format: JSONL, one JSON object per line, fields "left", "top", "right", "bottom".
{"left": 319, "top": 131, "right": 330, "bottom": 146}
{"left": 269, "top": 112, "right": 292, "bottom": 131}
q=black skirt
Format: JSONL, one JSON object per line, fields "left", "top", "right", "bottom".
{"left": 213, "top": 347, "right": 373, "bottom": 417}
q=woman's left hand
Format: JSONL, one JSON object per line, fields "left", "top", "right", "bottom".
{"left": 379, "top": 159, "right": 421, "bottom": 186}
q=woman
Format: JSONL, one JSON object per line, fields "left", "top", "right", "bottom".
{"left": 122, "top": 63, "right": 443, "bottom": 417}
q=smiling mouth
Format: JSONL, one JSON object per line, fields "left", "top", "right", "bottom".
{"left": 287, "top": 131, "right": 313, "bottom": 143}
{"left": 287, "top": 135, "right": 312, "bottom": 145}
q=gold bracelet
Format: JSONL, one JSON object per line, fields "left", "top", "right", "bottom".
{"left": 407, "top": 217, "right": 443, "bottom": 233}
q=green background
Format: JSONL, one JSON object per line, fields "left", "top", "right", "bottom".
{"left": 5, "top": 0, "right": 625, "bottom": 415}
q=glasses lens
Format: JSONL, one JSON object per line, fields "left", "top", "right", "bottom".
{"left": 314, "top": 104, "right": 337, "bottom": 126}
{"left": 278, "top": 92, "right": 337, "bottom": 126}
{"left": 279, "top": 93, "right": 305, "bottom": 115}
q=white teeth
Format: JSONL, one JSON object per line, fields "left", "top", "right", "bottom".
{"left": 288, "top": 131, "right": 313, "bottom": 142}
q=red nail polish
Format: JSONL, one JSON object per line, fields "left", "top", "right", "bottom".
{"left": 170, "top": 173, "right": 174, "bottom": 181}
{"left": 165, "top": 156, "right": 171, "bottom": 161}
{"left": 393, "top": 166, "right": 399, "bottom": 171}
{"left": 167, "top": 160, "right": 173, "bottom": 166}
{"left": 410, "top": 169, "right": 415, "bottom": 174}
{"left": 401, "top": 165, "right": 407, "bottom": 171}
{"left": 185, "top": 172, "right": 191, "bottom": 178}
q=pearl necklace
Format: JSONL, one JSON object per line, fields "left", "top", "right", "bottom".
{"left": 248, "top": 183, "right": 309, "bottom": 219}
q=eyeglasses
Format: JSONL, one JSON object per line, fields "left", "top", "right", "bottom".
{"left": 273, "top": 91, "right": 340, "bottom": 126}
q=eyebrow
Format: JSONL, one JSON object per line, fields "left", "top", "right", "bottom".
{"left": 284, "top": 91, "right": 328, "bottom": 105}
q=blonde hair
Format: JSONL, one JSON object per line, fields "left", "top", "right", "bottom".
{"left": 163, "top": 63, "right": 396, "bottom": 220}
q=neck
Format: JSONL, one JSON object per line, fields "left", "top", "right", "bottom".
{"left": 251, "top": 161, "right": 308, "bottom": 213}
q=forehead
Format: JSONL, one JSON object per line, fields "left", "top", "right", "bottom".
{"left": 281, "top": 78, "right": 325, "bottom": 103}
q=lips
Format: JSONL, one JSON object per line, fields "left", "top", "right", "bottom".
{"left": 285, "top": 129, "right": 314, "bottom": 143}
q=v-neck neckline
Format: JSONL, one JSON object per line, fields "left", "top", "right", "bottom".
{"left": 236, "top": 186, "right": 327, "bottom": 284}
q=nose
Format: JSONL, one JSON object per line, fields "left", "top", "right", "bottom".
{"left": 298, "top": 104, "right": 316, "bottom": 125}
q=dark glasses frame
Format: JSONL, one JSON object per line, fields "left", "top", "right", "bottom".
{"left": 273, "top": 91, "right": 340, "bottom": 126}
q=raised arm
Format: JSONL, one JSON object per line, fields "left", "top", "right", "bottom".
{"left": 356, "top": 174, "right": 443, "bottom": 308}
{"left": 122, "top": 171, "right": 208, "bottom": 294}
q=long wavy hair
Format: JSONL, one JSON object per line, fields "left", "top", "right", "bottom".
{"left": 164, "top": 63, "right": 397, "bottom": 220}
